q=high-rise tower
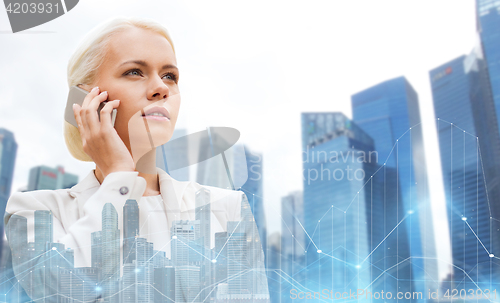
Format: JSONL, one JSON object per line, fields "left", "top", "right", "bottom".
{"left": 351, "top": 76, "right": 438, "bottom": 296}
{"left": 123, "top": 199, "right": 139, "bottom": 264}
{"left": 101, "top": 203, "right": 120, "bottom": 303}
{"left": 430, "top": 51, "right": 500, "bottom": 288}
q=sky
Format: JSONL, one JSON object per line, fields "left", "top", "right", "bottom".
{"left": 0, "top": 0, "right": 478, "bottom": 279}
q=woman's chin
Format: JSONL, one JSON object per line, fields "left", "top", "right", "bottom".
{"left": 151, "top": 132, "right": 172, "bottom": 147}
{"left": 128, "top": 114, "right": 173, "bottom": 145}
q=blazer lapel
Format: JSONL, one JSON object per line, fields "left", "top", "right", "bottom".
{"left": 157, "top": 167, "right": 190, "bottom": 216}
{"left": 156, "top": 167, "right": 227, "bottom": 248}
{"left": 68, "top": 168, "right": 226, "bottom": 249}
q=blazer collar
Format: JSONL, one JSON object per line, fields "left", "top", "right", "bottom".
{"left": 69, "top": 168, "right": 191, "bottom": 212}
{"left": 69, "top": 170, "right": 100, "bottom": 195}
{"left": 157, "top": 167, "right": 191, "bottom": 213}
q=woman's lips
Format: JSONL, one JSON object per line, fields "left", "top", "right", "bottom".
{"left": 141, "top": 107, "right": 170, "bottom": 121}
{"left": 144, "top": 115, "right": 169, "bottom": 121}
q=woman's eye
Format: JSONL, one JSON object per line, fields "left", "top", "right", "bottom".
{"left": 125, "top": 69, "right": 142, "bottom": 76}
{"left": 163, "top": 73, "right": 178, "bottom": 82}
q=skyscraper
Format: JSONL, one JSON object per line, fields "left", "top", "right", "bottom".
{"left": 34, "top": 210, "right": 53, "bottom": 255}
{"left": 195, "top": 187, "right": 211, "bottom": 249}
{"left": 477, "top": 0, "right": 500, "bottom": 129}
{"left": 0, "top": 128, "right": 17, "bottom": 260}
{"left": 27, "top": 165, "right": 78, "bottom": 191}
{"left": 171, "top": 220, "right": 201, "bottom": 303}
{"left": 153, "top": 266, "right": 175, "bottom": 302}
{"left": 195, "top": 187, "right": 213, "bottom": 301}
{"left": 101, "top": 203, "right": 120, "bottom": 303}
{"left": 301, "top": 112, "right": 378, "bottom": 295}
{"left": 0, "top": 128, "right": 17, "bottom": 206}
{"left": 239, "top": 145, "right": 267, "bottom": 255}
{"left": 175, "top": 265, "right": 200, "bottom": 303}
{"left": 59, "top": 267, "right": 98, "bottom": 302}
{"left": 227, "top": 220, "right": 247, "bottom": 295}
{"left": 171, "top": 220, "right": 200, "bottom": 266}
{"left": 2, "top": 215, "right": 29, "bottom": 302}
{"left": 123, "top": 199, "right": 139, "bottom": 264}
{"left": 280, "top": 190, "right": 305, "bottom": 293}
{"left": 91, "top": 230, "right": 102, "bottom": 281}
{"left": 351, "top": 76, "right": 438, "bottom": 295}
{"left": 430, "top": 51, "right": 500, "bottom": 288}
{"left": 196, "top": 141, "right": 268, "bottom": 268}
{"left": 122, "top": 263, "right": 136, "bottom": 303}
{"left": 214, "top": 231, "right": 228, "bottom": 284}
{"left": 242, "top": 193, "right": 267, "bottom": 296}
{"left": 265, "top": 231, "right": 281, "bottom": 303}
{"left": 135, "top": 237, "right": 155, "bottom": 303}
{"left": 5, "top": 214, "right": 27, "bottom": 271}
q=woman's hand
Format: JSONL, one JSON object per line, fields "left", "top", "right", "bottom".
{"left": 73, "top": 86, "right": 135, "bottom": 179}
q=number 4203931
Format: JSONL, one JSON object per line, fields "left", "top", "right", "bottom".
{"left": 5, "top": 2, "right": 59, "bottom": 14}
{"left": 443, "top": 289, "right": 496, "bottom": 300}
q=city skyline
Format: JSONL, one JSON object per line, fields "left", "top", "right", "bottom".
{"left": 3, "top": 188, "right": 269, "bottom": 302}
{"left": 1, "top": 0, "right": 495, "bottom": 292}
{"left": 0, "top": 1, "right": 476, "bottom": 248}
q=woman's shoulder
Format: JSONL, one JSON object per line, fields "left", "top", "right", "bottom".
{"left": 5, "top": 170, "right": 99, "bottom": 221}
{"left": 4, "top": 188, "right": 75, "bottom": 228}
{"left": 7, "top": 188, "right": 73, "bottom": 209}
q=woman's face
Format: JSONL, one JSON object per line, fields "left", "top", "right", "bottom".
{"left": 88, "top": 27, "right": 180, "bottom": 161}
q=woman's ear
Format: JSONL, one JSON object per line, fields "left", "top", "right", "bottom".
{"left": 77, "top": 83, "right": 92, "bottom": 92}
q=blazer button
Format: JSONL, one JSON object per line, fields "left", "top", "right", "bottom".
{"left": 119, "top": 186, "right": 129, "bottom": 195}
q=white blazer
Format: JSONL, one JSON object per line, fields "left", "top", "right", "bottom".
{"left": 4, "top": 167, "right": 247, "bottom": 268}
{"left": 4, "top": 167, "right": 270, "bottom": 302}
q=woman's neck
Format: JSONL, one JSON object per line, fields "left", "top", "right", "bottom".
{"left": 94, "top": 148, "right": 160, "bottom": 196}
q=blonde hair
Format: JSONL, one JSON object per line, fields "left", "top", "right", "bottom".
{"left": 64, "top": 16, "right": 175, "bottom": 161}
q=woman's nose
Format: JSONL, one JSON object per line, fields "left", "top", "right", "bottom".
{"left": 148, "top": 77, "right": 170, "bottom": 100}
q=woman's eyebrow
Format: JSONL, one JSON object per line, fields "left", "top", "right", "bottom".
{"left": 119, "top": 60, "right": 178, "bottom": 71}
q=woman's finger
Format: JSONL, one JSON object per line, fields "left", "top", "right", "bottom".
{"left": 80, "top": 86, "right": 100, "bottom": 135}
{"left": 80, "top": 101, "right": 91, "bottom": 136}
{"left": 99, "top": 99, "right": 120, "bottom": 130}
{"left": 81, "top": 86, "right": 100, "bottom": 108}
{"left": 85, "top": 91, "right": 109, "bottom": 135}
{"left": 72, "top": 103, "right": 86, "bottom": 138}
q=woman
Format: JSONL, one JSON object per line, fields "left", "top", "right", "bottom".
{"left": 4, "top": 16, "right": 268, "bottom": 302}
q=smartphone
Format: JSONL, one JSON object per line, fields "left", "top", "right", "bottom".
{"left": 64, "top": 85, "right": 117, "bottom": 128}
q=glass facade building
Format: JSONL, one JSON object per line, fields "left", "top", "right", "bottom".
{"left": 280, "top": 190, "right": 305, "bottom": 297}
{"left": 430, "top": 52, "right": 500, "bottom": 289}
{"left": 478, "top": 0, "right": 500, "bottom": 130}
{"left": 351, "top": 76, "right": 438, "bottom": 297}
{"left": 0, "top": 128, "right": 17, "bottom": 204}
{"left": 27, "top": 165, "right": 78, "bottom": 191}
{"left": 123, "top": 199, "right": 139, "bottom": 264}
{"left": 0, "top": 128, "right": 17, "bottom": 263}
{"left": 101, "top": 203, "right": 120, "bottom": 303}
{"left": 34, "top": 210, "right": 53, "bottom": 255}
{"left": 301, "top": 112, "right": 379, "bottom": 298}
{"left": 239, "top": 145, "right": 267, "bottom": 255}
